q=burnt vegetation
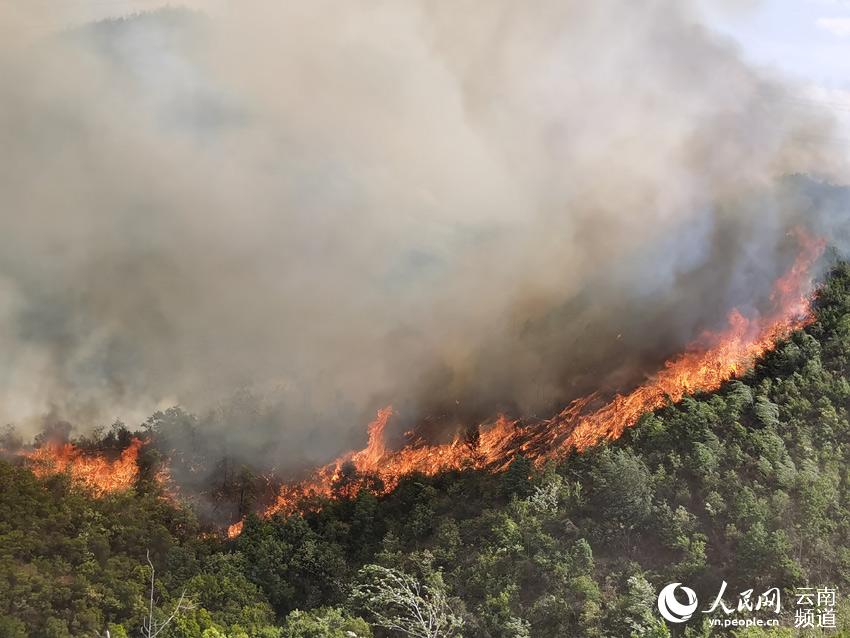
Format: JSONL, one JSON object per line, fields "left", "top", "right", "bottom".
{"left": 5, "top": 265, "right": 850, "bottom": 636}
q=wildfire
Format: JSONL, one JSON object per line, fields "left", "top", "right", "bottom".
{"left": 21, "top": 438, "right": 143, "bottom": 496}
{"left": 227, "top": 520, "right": 244, "bottom": 538}
{"left": 244, "top": 231, "right": 824, "bottom": 529}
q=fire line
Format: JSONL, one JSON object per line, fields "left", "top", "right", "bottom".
{"left": 3, "top": 232, "right": 825, "bottom": 540}
{"left": 246, "top": 231, "right": 825, "bottom": 536}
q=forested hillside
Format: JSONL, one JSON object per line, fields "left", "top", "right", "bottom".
{"left": 5, "top": 264, "right": 850, "bottom": 637}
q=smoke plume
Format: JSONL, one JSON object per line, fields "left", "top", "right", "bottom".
{"left": 0, "top": 0, "right": 847, "bottom": 468}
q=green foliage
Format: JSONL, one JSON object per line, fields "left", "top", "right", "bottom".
{"left": 0, "top": 461, "right": 281, "bottom": 637}
{"left": 351, "top": 562, "right": 463, "bottom": 638}
{"left": 499, "top": 454, "right": 533, "bottom": 499}
{"left": 616, "top": 575, "right": 671, "bottom": 638}
{"left": 281, "top": 607, "right": 372, "bottom": 638}
{"left": 7, "top": 264, "right": 850, "bottom": 635}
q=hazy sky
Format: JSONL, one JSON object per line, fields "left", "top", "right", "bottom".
{"left": 702, "top": 0, "right": 850, "bottom": 89}
{"left": 706, "top": 0, "right": 850, "bottom": 142}
{"left": 11, "top": 2, "right": 850, "bottom": 104}
{"left": 9, "top": 1, "right": 850, "bottom": 88}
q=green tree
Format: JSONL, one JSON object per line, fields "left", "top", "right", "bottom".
{"left": 281, "top": 607, "right": 372, "bottom": 638}
{"left": 352, "top": 564, "right": 464, "bottom": 638}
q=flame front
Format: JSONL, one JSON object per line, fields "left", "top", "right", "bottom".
{"left": 254, "top": 232, "right": 825, "bottom": 524}
{"left": 5, "top": 232, "right": 824, "bottom": 537}
{"left": 21, "top": 438, "right": 143, "bottom": 496}
{"left": 227, "top": 520, "right": 244, "bottom": 539}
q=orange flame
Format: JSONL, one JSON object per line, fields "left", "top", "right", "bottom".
{"left": 227, "top": 520, "right": 244, "bottom": 539}
{"left": 242, "top": 231, "right": 824, "bottom": 529}
{"left": 21, "top": 438, "right": 143, "bottom": 496}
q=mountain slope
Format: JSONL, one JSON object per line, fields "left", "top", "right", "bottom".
{"left": 5, "top": 264, "right": 850, "bottom": 636}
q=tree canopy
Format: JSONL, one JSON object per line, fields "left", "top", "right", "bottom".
{"left": 5, "top": 264, "right": 850, "bottom": 636}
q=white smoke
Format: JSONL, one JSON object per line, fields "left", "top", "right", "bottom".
{"left": 0, "top": 1, "right": 846, "bottom": 464}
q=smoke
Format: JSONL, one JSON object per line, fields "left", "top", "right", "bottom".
{"left": 0, "top": 1, "right": 847, "bottom": 467}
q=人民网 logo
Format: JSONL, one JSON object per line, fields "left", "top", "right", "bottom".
{"left": 657, "top": 582, "right": 699, "bottom": 623}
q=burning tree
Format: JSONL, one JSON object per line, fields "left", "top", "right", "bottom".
{"left": 243, "top": 230, "right": 826, "bottom": 529}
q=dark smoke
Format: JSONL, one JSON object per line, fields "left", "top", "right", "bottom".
{"left": 0, "top": 1, "right": 847, "bottom": 471}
